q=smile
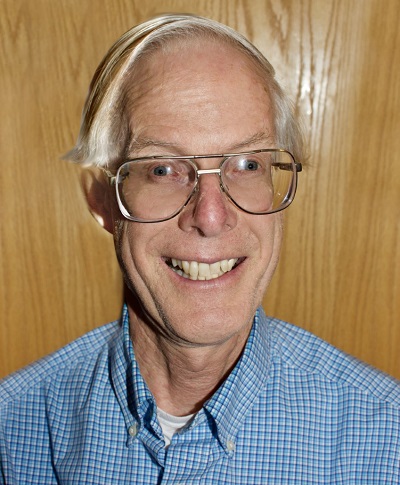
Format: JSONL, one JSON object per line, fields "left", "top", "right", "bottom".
{"left": 167, "top": 257, "right": 240, "bottom": 280}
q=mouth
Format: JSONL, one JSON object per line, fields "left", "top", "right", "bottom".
{"left": 166, "top": 257, "right": 243, "bottom": 281}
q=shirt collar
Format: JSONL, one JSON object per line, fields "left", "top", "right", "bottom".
{"left": 203, "top": 308, "right": 273, "bottom": 447}
{"left": 110, "top": 305, "right": 154, "bottom": 436}
{"left": 110, "top": 305, "right": 273, "bottom": 446}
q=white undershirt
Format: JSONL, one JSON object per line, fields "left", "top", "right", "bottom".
{"left": 157, "top": 408, "right": 195, "bottom": 447}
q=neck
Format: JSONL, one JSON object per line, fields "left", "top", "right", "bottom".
{"left": 128, "top": 305, "right": 250, "bottom": 416}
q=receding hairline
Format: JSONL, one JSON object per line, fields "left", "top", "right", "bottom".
{"left": 125, "top": 21, "right": 276, "bottom": 90}
{"left": 124, "top": 34, "right": 276, "bottom": 117}
{"left": 120, "top": 32, "right": 279, "bottom": 159}
{"left": 65, "top": 14, "right": 305, "bottom": 168}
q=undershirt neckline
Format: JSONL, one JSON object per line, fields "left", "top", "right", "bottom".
{"left": 157, "top": 408, "right": 196, "bottom": 447}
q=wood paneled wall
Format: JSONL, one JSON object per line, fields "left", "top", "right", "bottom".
{"left": 1, "top": 0, "right": 399, "bottom": 378}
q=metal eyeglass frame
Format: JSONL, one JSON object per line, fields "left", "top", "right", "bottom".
{"left": 103, "top": 148, "right": 302, "bottom": 223}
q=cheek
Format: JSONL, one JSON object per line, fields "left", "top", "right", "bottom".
{"left": 272, "top": 214, "right": 284, "bottom": 255}
{"left": 114, "top": 221, "right": 162, "bottom": 290}
{"left": 268, "top": 214, "right": 284, "bottom": 268}
{"left": 255, "top": 214, "right": 283, "bottom": 289}
{"left": 256, "top": 213, "right": 283, "bottom": 258}
{"left": 113, "top": 221, "right": 143, "bottom": 292}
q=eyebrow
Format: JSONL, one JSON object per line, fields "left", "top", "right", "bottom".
{"left": 228, "top": 131, "right": 275, "bottom": 151}
{"left": 128, "top": 130, "right": 274, "bottom": 155}
{"left": 128, "top": 137, "right": 176, "bottom": 154}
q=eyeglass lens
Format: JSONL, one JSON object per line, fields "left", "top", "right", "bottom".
{"left": 116, "top": 151, "right": 296, "bottom": 222}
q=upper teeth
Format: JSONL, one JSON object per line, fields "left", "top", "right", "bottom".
{"left": 170, "top": 258, "right": 238, "bottom": 280}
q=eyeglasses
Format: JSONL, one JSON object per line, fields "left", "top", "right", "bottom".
{"left": 104, "top": 149, "right": 302, "bottom": 223}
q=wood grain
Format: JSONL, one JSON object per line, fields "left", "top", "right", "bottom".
{"left": 1, "top": 0, "right": 399, "bottom": 378}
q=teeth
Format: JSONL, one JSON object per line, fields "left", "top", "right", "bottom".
{"left": 189, "top": 261, "right": 199, "bottom": 278}
{"left": 210, "top": 262, "right": 221, "bottom": 274}
{"left": 198, "top": 263, "right": 210, "bottom": 278}
{"left": 182, "top": 260, "right": 190, "bottom": 274}
{"left": 220, "top": 260, "right": 229, "bottom": 272}
{"left": 169, "top": 257, "right": 239, "bottom": 280}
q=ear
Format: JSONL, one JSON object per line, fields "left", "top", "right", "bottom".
{"left": 80, "top": 167, "right": 116, "bottom": 234}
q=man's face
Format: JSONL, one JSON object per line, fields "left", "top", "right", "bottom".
{"left": 114, "top": 39, "right": 283, "bottom": 346}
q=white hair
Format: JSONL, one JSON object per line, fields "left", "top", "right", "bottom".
{"left": 65, "top": 13, "right": 305, "bottom": 168}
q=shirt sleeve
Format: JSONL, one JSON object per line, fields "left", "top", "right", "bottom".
{"left": 0, "top": 415, "right": 11, "bottom": 485}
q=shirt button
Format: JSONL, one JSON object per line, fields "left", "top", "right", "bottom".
{"left": 128, "top": 424, "right": 138, "bottom": 438}
{"left": 226, "top": 439, "right": 235, "bottom": 452}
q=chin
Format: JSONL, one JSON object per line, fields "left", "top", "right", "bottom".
{"left": 161, "top": 302, "right": 256, "bottom": 347}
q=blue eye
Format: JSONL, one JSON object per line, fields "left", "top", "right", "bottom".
{"left": 238, "top": 159, "right": 260, "bottom": 171}
{"left": 244, "top": 160, "right": 259, "bottom": 171}
{"left": 153, "top": 165, "right": 170, "bottom": 176}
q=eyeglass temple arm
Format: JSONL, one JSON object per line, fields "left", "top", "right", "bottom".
{"left": 272, "top": 162, "right": 302, "bottom": 173}
{"left": 101, "top": 168, "right": 117, "bottom": 185}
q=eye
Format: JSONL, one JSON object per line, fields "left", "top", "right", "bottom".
{"left": 242, "top": 159, "right": 259, "bottom": 171}
{"left": 152, "top": 165, "right": 171, "bottom": 176}
{"left": 143, "top": 160, "right": 193, "bottom": 186}
{"left": 223, "top": 155, "right": 268, "bottom": 179}
{"left": 236, "top": 158, "right": 261, "bottom": 171}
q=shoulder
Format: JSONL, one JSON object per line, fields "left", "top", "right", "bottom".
{"left": 258, "top": 310, "right": 400, "bottom": 409}
{"left": 0, "top": 320, "right": 121, "bottom": 407}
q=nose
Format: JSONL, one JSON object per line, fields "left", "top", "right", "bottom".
{"left": 178, "top": 171, "right": 238, "bottom": 237}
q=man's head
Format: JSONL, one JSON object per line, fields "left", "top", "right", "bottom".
{"left": 67, "top": 14, "right": 304, "bottom": 347}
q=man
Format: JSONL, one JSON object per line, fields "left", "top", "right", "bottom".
{"left": 1, "top": 14, "right": 399, "bottom": 484}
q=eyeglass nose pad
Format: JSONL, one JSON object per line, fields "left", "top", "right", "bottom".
{"left": 185, "top": 174, "right": 224, "bottom": 209}
{"left": 194, "top": 173, "right": 226, "bottom": 194}
{"left": 219, "top": 182, "right": 228, "bottom": 196}
{"left": 206, "top": 183, "right": 235, "bottom": 215}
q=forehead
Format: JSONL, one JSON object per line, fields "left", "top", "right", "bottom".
{"left": 125, "top": 38, "right": 274, "bottom": 154}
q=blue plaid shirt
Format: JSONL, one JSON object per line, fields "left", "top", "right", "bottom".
{"left": 1, "top": 306, "right": 399, "bottom": 484}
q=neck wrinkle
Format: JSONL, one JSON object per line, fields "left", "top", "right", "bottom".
{"left": 128, "top": 305, "right": 250, "bottom": 416}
